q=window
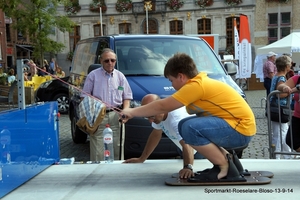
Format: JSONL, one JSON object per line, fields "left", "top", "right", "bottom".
{"left": 119, "top": 23, "right": 131, "bottom": 34}
{"left": 281, "top": 13, "right": 290, "bottom": 24}
{"left": 268, "top": 12, "right": 290, "bottom": 44}
{"left": 69, "top": 26, "right": 80, "bottom": 51}
{"left": 269, "top": 13, "right": 277, "bottom": 26}
{"left": 197, "top": 19, "right": 211, "bottom": 34}
{"left": 6, "top": 24, "right": 11, "bottom": 42}
{"left": 169, "top": 20, "right": 183, "bottom": 35}
{"left": 225, "top": 17, "right": 240, "bottom": 52}
{"left": 143, "top": 19, "right": 158, "bottom": 34}
{"left": 94, "top": 24, "right": 106, "bottom": 36}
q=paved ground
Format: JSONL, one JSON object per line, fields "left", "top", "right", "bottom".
{"left": 58, "top": 89, "right": 272, "bottom": 162}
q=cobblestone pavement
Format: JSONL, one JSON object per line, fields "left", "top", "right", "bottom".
{"left": 58, "top": 90, "right": 272, "bottom": 162}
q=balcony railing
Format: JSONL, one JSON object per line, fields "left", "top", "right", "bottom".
{"left": 132, "top": 1, "right": 166, "bottom": 23}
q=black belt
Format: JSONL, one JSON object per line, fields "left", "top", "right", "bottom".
{"left": 106, "top": 106, "right": 122, "bottom": 113}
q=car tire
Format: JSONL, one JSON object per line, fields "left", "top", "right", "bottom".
{"left": 71, "top": 114, "right": 87, "bottom": 144}
{"left": 53, "top": 93, "right": 69, "bottom": 114}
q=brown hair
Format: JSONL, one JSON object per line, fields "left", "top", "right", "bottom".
{"left": 8, "top": 69, "right": 15, "bottom": 75}
{"left": 164, "top": 53, "right": 198, "bottom": 79}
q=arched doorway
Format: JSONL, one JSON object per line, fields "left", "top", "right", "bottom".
{"left": 143, "top": 18, "right": 158, "bottom": 34}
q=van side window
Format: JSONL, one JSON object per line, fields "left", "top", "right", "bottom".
{"left": 93, "top": 41, "right": 110, "bottom": 65}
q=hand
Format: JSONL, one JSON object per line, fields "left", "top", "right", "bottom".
{"left": 283, "top": 86, "right": 292, "bottom": 94}
{"left": 179, "top": 168, "right": 194, "bottom": 179}
{"left": 119, "top": 117, "right": 129, "bottom": 124}
{"left": 120, "top": 108, "right": 134, "bottom": 121}
{"left": 122, "top": 158, "right": 145, "bottom": 163}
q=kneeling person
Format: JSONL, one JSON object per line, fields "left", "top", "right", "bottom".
{"left": 123, "top": 94, "right": 202, "bottom": 179}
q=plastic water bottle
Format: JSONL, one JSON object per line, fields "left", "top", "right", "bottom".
{"left": 103, "top": 124, "right": 114, "bottom": 163}
{"left": 0, "top": 129, "right": 11, "bottom": 164}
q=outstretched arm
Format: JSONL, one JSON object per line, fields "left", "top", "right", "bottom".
{"left": 277, "top": 77, "right": 298, "bottom": 94}
{"left": 121, "top": 96, "right": 183, "bottom": 120}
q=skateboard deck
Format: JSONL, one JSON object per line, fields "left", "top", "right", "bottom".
{"left": 172, "top": 170, "right": 274, "bottom": 178}
{"left": 165, "top": 176, "right": 271, "bottom": 186}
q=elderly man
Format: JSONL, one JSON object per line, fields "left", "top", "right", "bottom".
{"left": 81, "top": 48, "right": 133, "bottom": 161}
{"left": 263, "top": 51, "right": 277, "bottom": 97}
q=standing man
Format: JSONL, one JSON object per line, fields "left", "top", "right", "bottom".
{"left": 49, "top": 58, "right": 56, "bottom": 75}
{"left": 81, "top": 48, "right": 133, "bottom": 161}
{"left": 263, "top": 51, "right": 277, "bottom": 97}
{"left": 123, "top": 94, "right": 204, "bottom": 178}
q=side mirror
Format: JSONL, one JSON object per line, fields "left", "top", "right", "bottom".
{"left": 224, "top": 63, "right": 237, "bottom": 76}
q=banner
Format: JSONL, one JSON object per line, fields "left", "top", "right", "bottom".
{"left": 234, "top": 18, "right": 240, "bottom": 61}
{"left": 238, "top": 14, "right": 252, "bottom": 78}
{"left": 234, "top": 18, "right": 240, "bottom": 78}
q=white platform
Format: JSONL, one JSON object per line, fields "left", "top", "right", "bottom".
{"left": 3, "top": 159, "right": 300, "bottom": 200}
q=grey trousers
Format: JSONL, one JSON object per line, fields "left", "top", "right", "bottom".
{"left": 89, "top": 111, "right": 121, "bottom": 161}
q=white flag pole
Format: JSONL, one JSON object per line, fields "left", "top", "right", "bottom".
{"left": 100, "top": 6, "right": 103, "bottom": 36}
{"left": 145, "top": 6, "right": 149, "bottom": 34}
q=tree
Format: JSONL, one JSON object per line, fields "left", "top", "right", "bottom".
{"left": 0, "top": 0, "right": 75, "bottom": 65}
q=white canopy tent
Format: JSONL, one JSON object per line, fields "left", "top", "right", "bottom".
{"left": 254, "top": 32, "right": 300, "bottom": 81}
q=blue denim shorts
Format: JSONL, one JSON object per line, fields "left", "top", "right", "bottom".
{"left": 178, "top": 116, "right": 252, "bottom": 149}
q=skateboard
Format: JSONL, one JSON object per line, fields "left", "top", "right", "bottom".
{"left": 165, "top": 176, "right": 272, "bottom": 186}
{"left": 171, "top": 170, "right": 274, "bottom": 178}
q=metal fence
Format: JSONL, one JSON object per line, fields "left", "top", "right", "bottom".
{"left": 266, "top": 90, "right": 300, "bottom": 159}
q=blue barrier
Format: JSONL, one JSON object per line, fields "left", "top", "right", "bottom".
{"left": 0, "top": 102, "right": 60, "bottom": 198}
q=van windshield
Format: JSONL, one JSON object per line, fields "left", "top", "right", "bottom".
{"left": 115, "top": 38, "right": 226, "bottom": 76}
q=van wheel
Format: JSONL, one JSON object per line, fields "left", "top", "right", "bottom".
{"left": 71, "top": 115, "right": 87, "bottom": 144}
{"left": 53, "top": 93, "right": 69, "bottom": 114}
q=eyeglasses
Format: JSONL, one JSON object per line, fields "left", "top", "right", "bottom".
{"left": 103, "top": 59, "right": 116, "bottom": 63}
{"left": 144, "top": 116, "right": 155, "bottom": 120}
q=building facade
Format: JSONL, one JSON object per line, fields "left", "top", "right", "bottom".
{"left": 1, "top": 0, "right": 299, "bottom": 74}
{"left": 254, "top": 0, "right": 300, "bottom": 49}
{"left": 54, "top": 0, "right": 257, "bottom": 74}
{"left": 0, "top": 10, "right": 6, "bottom": 69}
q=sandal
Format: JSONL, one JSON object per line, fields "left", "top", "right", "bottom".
{"left": 195, "top": 150, "right": 250, "bottom": 176}
{"left": 188, "top": 154, "right": 246, "bottom": 183}
{"left": 231, "top": 150, "right": 251, "bottom": 176}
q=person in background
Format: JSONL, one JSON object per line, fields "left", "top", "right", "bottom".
{"left": 38, "top": 66, "right": 47, "bottom": 76}
{"left": 121, "top": 53, "right": 256, "bottom": 182}
{"left": 49, "top": 58, "right": 56, "bottom": 75}
{"left": 283, "top": 53, "right": 294, "bottom": 79}
{"left": 283, "top": 53, "right": 295, "bottom": 110}
{"left": 7, "top": 69, "right": 16, "bottom": 85}
{"left": 269, "top": 55, "right": 292, "bottom": 159}
{"left": 43, "top": 59, "right": 50, "bottom": 73}
{"left": 81, "top": 48, "right": 133, "bottom": 161}
{"left": 24, "top": 71, "right": 29, "bottom": 81}
{"left": 55, "top": 66, "right": 65, "bottom": 78}
{"left": 23, "top": 59, "right": 30, "bottom": 72}
{"left": 123, "top": 94, "right": 204, "bottom": 179}
{"left": 277, "top": 74, "right": 300, "bottom": 153}
{"left": 263, "top": 51, "right": 277, "bottom": 97}
{"left": 28, "top": 60, "right": 37, "bottom": 80}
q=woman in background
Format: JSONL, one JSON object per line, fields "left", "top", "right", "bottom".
{"left": 277, "top": 73, "right": 300, "bottom": 153}
{"left": 7, "top": 68, "right": 16, "bottom": 85}
{"left": 55, "top": 66, "right": 65, "bottom": 78}
{"left": 269, "top": 55, "right": 292, "bottom": 159}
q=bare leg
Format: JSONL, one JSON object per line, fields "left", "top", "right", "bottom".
{"left": 191, "top": 143, "right": 228, "bottom": 179}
